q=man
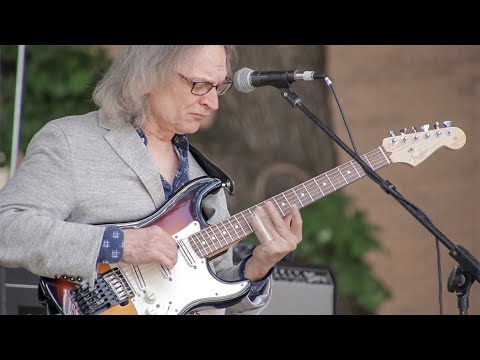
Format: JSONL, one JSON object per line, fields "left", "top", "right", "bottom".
{"left": 0, "top": 45, "right": 303, "bottom": 315}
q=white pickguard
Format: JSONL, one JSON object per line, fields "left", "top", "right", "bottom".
{"left": 112, "top": 221, "right": 250, "bottom": 315}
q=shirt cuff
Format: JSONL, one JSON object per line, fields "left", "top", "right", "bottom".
{"left": 238, "top": 255, "right": 274, "bottom": 301}
{"left": 97, "top": 226, "right": 124, "bottom": 263}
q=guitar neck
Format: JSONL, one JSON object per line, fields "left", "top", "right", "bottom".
{"left": 189, "top": 147, "right": 391, "bottom": 258}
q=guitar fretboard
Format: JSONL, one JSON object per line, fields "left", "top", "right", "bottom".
{"left": 189, "top": 147, "right": 390, "bottom": 258}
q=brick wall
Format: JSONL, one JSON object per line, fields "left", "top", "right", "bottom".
{"left": 328, "top": 45, "right": 480, "bottom": 314}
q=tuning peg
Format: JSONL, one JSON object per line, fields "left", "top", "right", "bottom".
{"left": 421, "top": 124, "right": 431, "bottom": 138}
{"left": 388, "top": 130, "right": 398, "bottom": 144}
{"left": 433, "top": 122, "right": 443, "bottom": 137}
{"left": 399, "top": 128, "right": 408, "bottom": 142}
{"left": 411, "top": 126, "right": 419, "bottom": 140}
{"left": 443, "top": 120, "right": 453, "bottom": 135}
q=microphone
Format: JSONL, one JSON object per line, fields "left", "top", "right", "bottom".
{"left": 233, "top": 67, "right": 326, "bottom": 93}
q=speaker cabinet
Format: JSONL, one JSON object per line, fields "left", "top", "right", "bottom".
{"left": 233, "top": 242, "right": 336, "bottom": 315}
{"left": 262, "top": 263, "right": 336, "bottom": 315}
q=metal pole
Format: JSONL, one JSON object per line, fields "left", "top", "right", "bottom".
{"left": 0, "top": 46, "right": 5, "bottom": 314}
{"left": 1, "top": 45, "right": 27, "bottom": 314}
{"left": 9, "top": 45, "right": 26, "bottom": 178}
{"left": 0, "top": 46, "right": 6, "bottom": 315}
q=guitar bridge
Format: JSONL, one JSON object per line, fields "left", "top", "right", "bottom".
{"left": 69, "top": 268, "right": 134, "bottom": 315}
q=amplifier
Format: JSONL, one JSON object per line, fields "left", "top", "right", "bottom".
{"left": 262, "top": 263, "right": 336, "bottom": 315}
{"left": 232, "top": 242, "right": 336, "bottom": 315}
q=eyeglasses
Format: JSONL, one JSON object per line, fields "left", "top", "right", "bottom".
{"left": 177, "top": 73, "right": 233, "bottom": 96}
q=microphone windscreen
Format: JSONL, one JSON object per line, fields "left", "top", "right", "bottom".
{"left": 233, "top": 67, "right": 255, "bottom": 93}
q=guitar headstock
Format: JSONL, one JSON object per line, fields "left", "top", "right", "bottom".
{"left": 382, "top": 122, "right": 466, "bottom": 167}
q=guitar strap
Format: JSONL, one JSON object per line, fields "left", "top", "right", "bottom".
{"left": 189, "top": 144, "right": 235, "bottom": 196}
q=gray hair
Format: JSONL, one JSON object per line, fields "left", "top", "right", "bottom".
{"left": 93, "top": 45, "right": 237, "bottom": 127}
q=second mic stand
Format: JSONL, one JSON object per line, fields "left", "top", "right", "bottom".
{"left": 278, "top": 86, "right": 480, "bottom": 315}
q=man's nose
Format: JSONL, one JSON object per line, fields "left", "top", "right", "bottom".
{"left": 200, "top": 88, "right": 219, "bottom": 110}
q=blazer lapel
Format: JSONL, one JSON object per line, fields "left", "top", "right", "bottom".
{"left": 98, "top": 112, "right": 165, "bottom": 208}
{"left": 188, "top": 151, "right": 209, "bottom": 180}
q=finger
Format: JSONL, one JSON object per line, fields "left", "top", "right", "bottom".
{"left": 251, "top": 210, "right": 273, "bottom": 243}
{"left": 253, "top": 205, "right": 277, "bottom": 233}
{"left": 283, "top": 214, "right": 293, "bottom": 227}
{"left": 264, "top": 201, "right": 290, "bottom": 237}
{"left": 289, "top": 205, "right": 303, "bottom": 243}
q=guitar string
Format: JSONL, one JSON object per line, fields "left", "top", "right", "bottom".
{"left": 182, "top": 149, "right": 388, "bottom": 262}
{"left": 190, "top": 149, "right": 388, "bottom": 257}
{"left": 191, "top": 147, "right": 389, "bottom": 257}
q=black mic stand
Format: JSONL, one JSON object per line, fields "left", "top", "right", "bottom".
{"left": 278, "top": 85, "right": 480, "bottom": 315}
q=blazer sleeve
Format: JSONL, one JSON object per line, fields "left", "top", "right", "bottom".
{"left": 0, "top": 122, "right": 104, "bottom": 285}
{"left": 202, "top": 188, "right": 273, "bottom": 315}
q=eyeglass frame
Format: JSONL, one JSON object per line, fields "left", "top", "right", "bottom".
{"left": 177, "top": 73, "right": 233, "bottom": 96}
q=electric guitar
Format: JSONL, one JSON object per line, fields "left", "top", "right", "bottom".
{"left": 39, "top": 124, "right": 466, "bottom": 315}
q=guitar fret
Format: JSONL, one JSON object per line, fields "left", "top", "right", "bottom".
{"left": 213, "top": 223, "right": 228, "bottom": 247}
{"left": 232, "top": 215, "right": 249, "bottom": 237}
{"left": 241, "top": 210, "right": 255, "bottom": 235}
{"left": 331, "top": 174, "right": 344, "bottom": 189}
{"left": 192, "top": 233, "right": 207, "bottom": 256}
{"left": 226, "top": 217, "right": 242, "bottom": 240}
{"left": 292, "top": 188, "right": 305, "bottom": 207}
{"left": 302, "top": 183, "right": 315, "bottom": 203}
{"left": 272, "top": 197, "right": 286, "bottom": 216}
{"left": 313, "top": 178, "right": 325, "bottom": 198}
{"left": 282, "top": 193, "right": 292, "bottom": 207}
{"left": 339, "top": 164, "right": 354, "bottom": 183}
{"left": 304, "top": 183, "right": 319, "bottom": 201}
{"left": 337, "top": 168, "right": 348, "bottom": 185}
{"left": 318, "top": 175, "right": 332, "bottom": 194}
{"left": 351, "top": 160, "right": 361, "bottom": 179}
{"left": 378, "top": 147, "right": 390, "bottom": 165}
{"left": 367, "top": 151, "right": 384, "bottom": 170}
{"left": 198, "top": 231, "right": 211, "bottom": 256}
{"left": 275, "top": 195, "right": 288, "bottom": 213}
{"left": 324, "top": 173, "right": 336, "bottom": 191}
{"left": 203, "top": 227, "right": 220, "bottom": 252}
{"left": 364, "top": 154, "right": 374, "bottom": 170}
{"left": 189, "top": 234, "right": 202, "bottom": 255}
{"left": 352, "top": 161, "right": 364, "bottom": 175}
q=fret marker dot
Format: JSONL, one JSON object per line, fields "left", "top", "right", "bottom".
{"left": 347, "top": 171, "right": 351, "bottom": 174}
{"left": 281, "top": 203, "right": 285, "bottom": 206}
{"left": 323, "top": 183, "right": 327, "bottom": 186}
{"left": 235, "top": 225, "right": 239, "bottom": 229}
{"left": 222, "top": 231, "right": 226, "bottom": 235}
{"left": 201, "top": 241, "right": 205, "bottom": 245}
{"left": 211, "top": 237, "right": 215, "bottom": 240}
{"left": 301, "top": 193, "right": 305, "bottom": 197}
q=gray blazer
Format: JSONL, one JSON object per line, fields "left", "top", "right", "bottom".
{"left": 0, "top": 110, "right": 271, "bottom": 315}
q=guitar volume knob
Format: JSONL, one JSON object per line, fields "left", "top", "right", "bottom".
{"left": 144, "top": 290, "right": 157, "bottom": 304}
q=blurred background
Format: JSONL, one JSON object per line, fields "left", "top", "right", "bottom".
{"left": 0, "top": 45, "right": 478, "bottom": 315}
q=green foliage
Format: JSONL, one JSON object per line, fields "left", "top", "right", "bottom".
{"left": 0, "top": 45, "right": 111, "bottom": 167}
{"left": 293, "top": 193, "right": 392, "bottom": 314}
